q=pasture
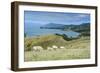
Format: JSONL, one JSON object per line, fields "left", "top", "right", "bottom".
{"left": 24, "top": 34, "right": 90, "bottom": 61}
{"left": 25, "top": 48, "right": 90, "bottom": 61}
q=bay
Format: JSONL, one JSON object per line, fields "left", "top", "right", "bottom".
{"left": 24, "top": 24, "right": 80, "bottom": 38}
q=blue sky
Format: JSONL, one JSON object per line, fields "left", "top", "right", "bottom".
{"left": 24, "top": 11, "right": 90, "bottom": 25}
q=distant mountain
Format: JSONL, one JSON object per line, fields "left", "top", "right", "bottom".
{"left": 40, "top": 23, "right": 65, "bottom": 29}
{"left": 69, "top": 23, "right": 90, "bottom": 32}
{"left": 40, "top": 23, "right": 90, "bottom": 32}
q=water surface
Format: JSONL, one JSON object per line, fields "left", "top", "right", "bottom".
{"left": 24, "top": 24, "right": 80, "bottom": 38}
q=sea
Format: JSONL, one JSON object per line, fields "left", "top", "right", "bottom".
{"left": 24, "top": 24, "right": 80, "bottom": 38}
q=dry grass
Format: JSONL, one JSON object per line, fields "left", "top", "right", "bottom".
{"left": 24, "top": 35, "right": 90, "bottom": 61}
{"left": 24, "top": 48, "right": 90, "bottom": 61}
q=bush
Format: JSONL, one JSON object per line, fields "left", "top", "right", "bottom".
{"left": 25, "top": 43, "right": 32, "bottom": 51}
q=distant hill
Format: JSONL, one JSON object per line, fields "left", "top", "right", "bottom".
{"left": 40, "top": 23, "right": 65, "bottom": 29}
{"left": 40, "top": 23, "right": 90, "bottom": 32}
{"left": 64, "top": 23, "right": 90, "bottom": 32}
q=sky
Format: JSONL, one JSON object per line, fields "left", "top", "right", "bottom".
{"left": 24, "top": 11, "right": 90, "bottom": 25}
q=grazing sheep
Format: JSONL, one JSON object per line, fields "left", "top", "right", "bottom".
{"left": 47, "top": 47, "right": 53, "bottom": 51}
{"left": 32, "top": 46, "right": 43, "bottom": 51}
{"left": 60, "top": 46, "right": 65, "bottom": 49}
{"left": 52, "top": 45, "right": 58, "bottom": 50}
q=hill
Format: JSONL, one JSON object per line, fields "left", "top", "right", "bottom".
{"left": 40, "top": 23, "right": 65, "bottom": 29}
{"left": 40, "top": 23, "right": 90, "bottom": 36}
{"left": 40, "top": 23, "right": 90, "bottom": 32}
{"left": 24, "top": 34, "right": 90, "bottom": 61}
{"left": 64, "top": 23, "right": 90, "bottom": 32}
{"left": 25, "top": 34, "right": 90, "bottom": 51}
{"left": 25, "top": 34, "right": 67, "bottom": 51}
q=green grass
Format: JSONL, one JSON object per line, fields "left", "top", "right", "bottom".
{"left": 24, "top": 34, "right": 90, "bottom": 61}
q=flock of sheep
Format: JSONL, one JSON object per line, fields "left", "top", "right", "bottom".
{"left": 32, "top": 45, "right": 65, "bottom": 51}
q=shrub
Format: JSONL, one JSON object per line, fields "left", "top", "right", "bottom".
{"left": 25, "top": 41, "right": 32, "bottom": 51}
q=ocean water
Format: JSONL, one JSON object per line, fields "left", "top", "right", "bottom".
{"left": 24, "top": 24, "right": 80, "bottom": 38}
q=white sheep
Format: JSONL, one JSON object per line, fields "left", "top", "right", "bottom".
{"left": 47, "top": 47, "right": 53, "bottom": 51}
{"left": 52, "top": 45, "right": 58, "bottom": 50}
{"left": 32, "top": 46, "right": 43, "bottom": 51}
{"left": 60, "top": 46, "right": 65, "bottom": 49}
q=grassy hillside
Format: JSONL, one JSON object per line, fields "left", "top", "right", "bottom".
{"left": 25, "top": 34, "right": 68, "bottom": 51}
{"left": 24, "top": 34, "right": 90, "bottom": 61}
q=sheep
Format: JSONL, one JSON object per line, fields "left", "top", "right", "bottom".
{"left": 60, "top": 46, "right": 65, "bottom": 49}
{"left": 52, "top": 45, "right": 58, "bottom": 50}
{"left": 47, "top": 47, "right": 54, "bottom": 51}
{"left": 32, "top": 46, "right": 43, "bottom": 51}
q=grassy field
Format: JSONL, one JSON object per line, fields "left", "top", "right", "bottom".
{"left": 24, "top": 34, "right": 90, "bottom": 61}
